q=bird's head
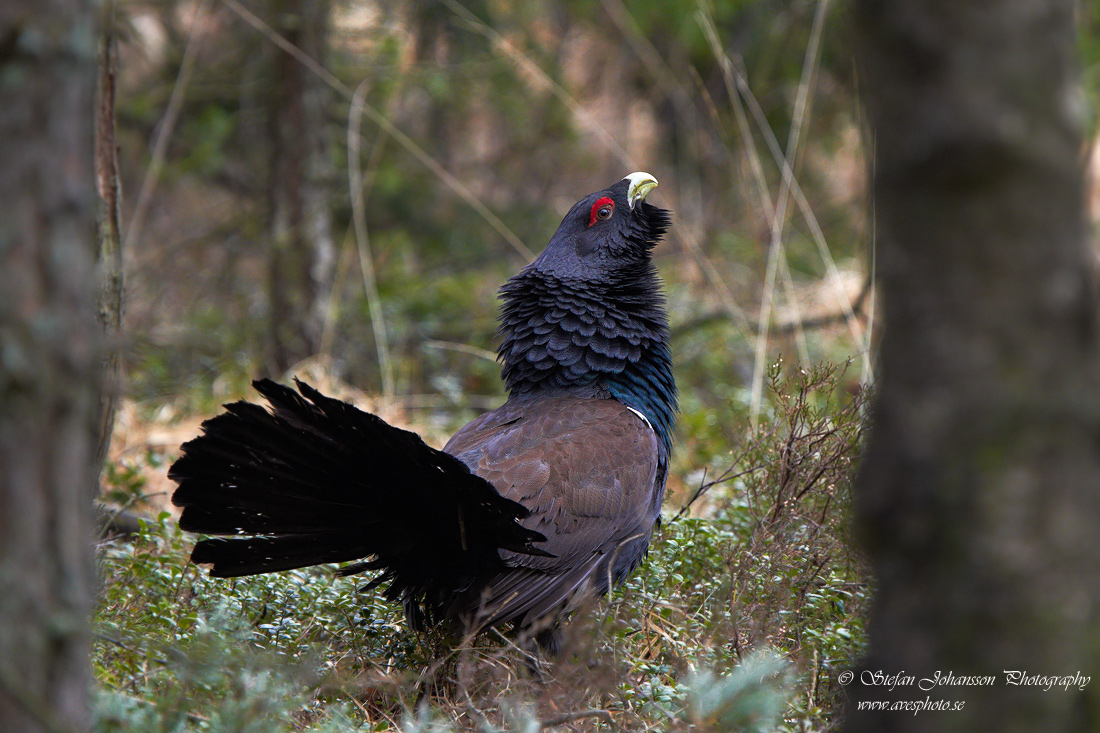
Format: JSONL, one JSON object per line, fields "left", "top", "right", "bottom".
{"left": 528, "top": 172, "right": 670, "bottom": 282}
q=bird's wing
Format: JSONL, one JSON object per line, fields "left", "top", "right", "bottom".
{"left": 443, "top": 395, "right": 660, "bottom": 627}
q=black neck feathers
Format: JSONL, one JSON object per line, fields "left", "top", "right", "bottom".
{"left": 496, "top": 264, "right": 677, "bottom": 452}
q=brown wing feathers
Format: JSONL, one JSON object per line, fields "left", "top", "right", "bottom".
{"left": 443, "top": 397, "right": 659, "bottom": 629}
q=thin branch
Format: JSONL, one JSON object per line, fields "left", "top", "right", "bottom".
{"left": 440, "top": 0, "right": 635, "bottom": 170}
{"left": 671, "top": 273, "right": 872, "bottom": 340}
{"left": 697, "top": 5, "right": 818, "bottom": 425}
{"left": 340, "top": 684, "right": 377, "bottom": 725}
{"left": 461, "top": 687, "right": 495, "bottom": 731}
{"left": 747, "top": 0, "right": 831, "bottom": 430}
{"left": 771, "top": 275, "right": 871, "bottom": 334}
{"left": 865, "top": 130, "right": 878, "bottom": 386}
{"left": 699, "top": 1, "right": 873, "bottom": 414}
{"left": 321, "top": 85, "right": 398, "bottom": 357}
{"left": 711, "top": 21, "right": 814, "bottom": 365}
{"left": 123, "top": 0, "right": 211, "bottom": 254}
{"left": 94, "top": 633, "right": 169, "bottom": 665}
{"left": 600, "top": 0, "right": 694, "bottom": 111}
{"left": 423, "top": 339, "right": 499, "bottom": 363}
{"left": 728, "top": 52, "right": 872, "bottom": 384}
{"left": 779, "top": 252, "right": 812, "bottom": 364}
{"left": 675, "top": 463, "right": 769, "bottom": 520}
{"left": 540, "top": 709, "right": 614, "bottom": 728}
{"left": 349, "top": 79, "right": 395, "bottom": 400}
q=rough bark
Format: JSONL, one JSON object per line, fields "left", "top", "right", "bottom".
{"left": 0, "top": 0, "right": 100, "bottom": 730}
{"left": 95, "top": 3, "right": 124, "bottom": 487}
{"left": 848, "top": 2, "right": 1100, "bottom": 731}
{"left": 265, "top": 0, "right": 335, "bottom": 373}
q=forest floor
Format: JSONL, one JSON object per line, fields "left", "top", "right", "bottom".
{"left": 93, "top": 361, "right": 869, "bottom": 732}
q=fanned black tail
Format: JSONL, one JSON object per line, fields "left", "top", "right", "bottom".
{"left": 169, "top": 379, "right": 548, "bottom": 614}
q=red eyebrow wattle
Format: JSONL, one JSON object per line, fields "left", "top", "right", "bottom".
{"left": 588, "top": 197, "right": 615, "bottom": 227}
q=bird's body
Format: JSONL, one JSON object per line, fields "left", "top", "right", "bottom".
{"left": 441, "top": 395, "right": 659, "bottom": 636}
{"left": 170, "top": 173, "right": 676, "bottom": 651}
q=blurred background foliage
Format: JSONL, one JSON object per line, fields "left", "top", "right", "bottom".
{"left": 114, "top": 0, "right": 871, "bottom": 474}
{"left": 97, "top": 0, "right": 1100, "bottom": 729}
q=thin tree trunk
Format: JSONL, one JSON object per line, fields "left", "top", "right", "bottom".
{"left": 848, "top": 2, "right": 1100, "bottom": 731}
{"left": 0, "top": 0, "right": 100, "bottom": 730}
{"left": 95, "top": 1, "right": 124, "bottom": 486}
{"left": 266, "top": 0, "right": 335, "bottom": 373}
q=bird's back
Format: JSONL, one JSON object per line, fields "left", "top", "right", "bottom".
{"left": 441, "top": 395, "right": 660, "bottom": 630}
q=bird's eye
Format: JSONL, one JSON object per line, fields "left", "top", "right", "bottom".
{"left": 588, "top": 197, "right": 615, "bottom": 227}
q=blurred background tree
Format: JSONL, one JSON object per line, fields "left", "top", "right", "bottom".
{"left": 262, "top": 0, "right": 337, "bottom": 372}
{"left": 0, "top": 0, "right": 100, "bottom": 730}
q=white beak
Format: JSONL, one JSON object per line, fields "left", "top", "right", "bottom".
{"left": 625, "top": 172, "right": 658, "bottom": 210}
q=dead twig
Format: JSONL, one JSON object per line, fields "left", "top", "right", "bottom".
{"left": 539, "top": 708, "right": 613, "bottom": 728}
{"left": 672, "top": 273, "right": 872, "bottom": 341}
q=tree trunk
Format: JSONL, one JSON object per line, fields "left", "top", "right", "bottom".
{"left": 265, "top": 0, "right": 335, "bottom": 373}
{"left": 0, "top": 0, "right": 99, "bottom": 730}
{"left": 848, "top": 2, "right": 1100, "bottom": 731}
{"left": 95, "top": 1, "right": 124, "bottom": 485}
